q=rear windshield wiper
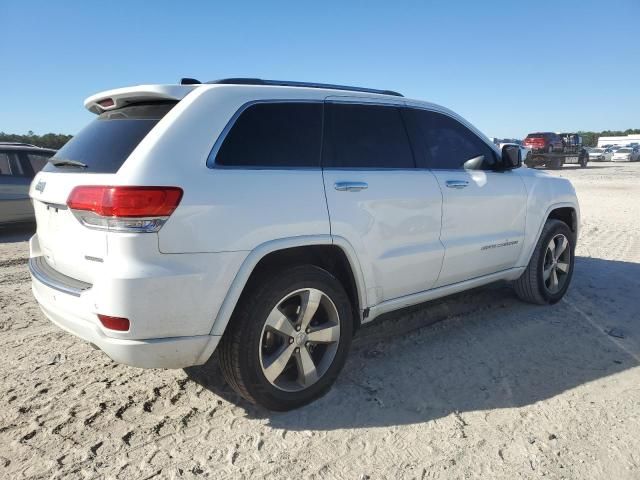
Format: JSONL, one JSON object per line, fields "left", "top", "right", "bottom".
{"left": 49, "top": 158, "right": 88, "bottom": 168}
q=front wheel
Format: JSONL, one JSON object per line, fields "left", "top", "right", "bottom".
{"left": 218, "top": 265, "right": 353, "bottom": 411}
{"left": 514, "top": 219, "right": 575, "bottom": 305}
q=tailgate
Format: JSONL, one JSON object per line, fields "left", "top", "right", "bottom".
{"left": 28, "top": 101, "right": 179, "bottom": 284}
{"left": 30, "top": 172, "right": 107, "bottom": 284}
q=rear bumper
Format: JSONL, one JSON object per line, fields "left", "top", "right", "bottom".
{"left": 31, "top": 275, "right": 220, "bottom": 368}
{"left": 27, "top": 232, "right": 247, "bottom": 369}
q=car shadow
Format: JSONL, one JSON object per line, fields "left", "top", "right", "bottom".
{"left": 0, "top": 223, "right": 35, "bottom": 243}
{"left": 185, "top": 256, "right": 640, "bottom": 430}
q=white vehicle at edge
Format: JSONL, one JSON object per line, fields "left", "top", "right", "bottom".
{"left": 612, "top": 147, "right": 640, "bottom": 162}
{"left": 28, "top": 78, "right": 580, "bottom": 410}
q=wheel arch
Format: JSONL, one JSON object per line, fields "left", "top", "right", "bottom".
{"left": 518, "top": 202, "right": 579, "bottom": 268}
{"left": 209, "top": 235, "right": 368, "bottom": 337}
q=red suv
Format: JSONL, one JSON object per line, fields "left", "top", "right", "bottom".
{"left": 523, "top": 132, "right": 563, "bottom": 153}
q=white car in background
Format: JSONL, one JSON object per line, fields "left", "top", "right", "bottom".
{"left": 612, "top": 147, "right": 640, "bottom": 162}
{"left": 587, "top": 147, "right": 613, "bottom": 162}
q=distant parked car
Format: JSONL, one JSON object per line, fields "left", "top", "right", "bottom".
{"left": 611, "top": 147, "right": 640, "bottom": 162}
{"left": 587, "top": 147, "right": 613, "bottom": 162}
{"left": 523, "top": 132, "right": 563, "bottom": 153}
{"left": 0, "top": 143, "right": 56, "bottom": 225}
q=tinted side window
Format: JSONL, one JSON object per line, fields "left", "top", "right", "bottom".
{"left": 405, "top": 109, "right": 497, "bottom": 170}
{"left": 213, "top": 103, "right": 322, "bottom": 167}
{"left": 0, "top": 152, "right": 23, "bottom": 176}
{"left": 323, "top": 103, "right": 414, "bottom": 168}
{"left": 0, "top": 153, "right": 11, "bottom": 175}
{"left": 27, "top": 152, "right": 53, "bottom": 174}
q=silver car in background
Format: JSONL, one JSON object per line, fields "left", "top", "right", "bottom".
{"left": 0, "top": 143, "right": 56, "bottom": 225}
{"left": 587, "top": 147, "right": 613, "bottom": 162}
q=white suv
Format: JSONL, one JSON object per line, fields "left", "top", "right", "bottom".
{"left": 29, "top": 78, "right": 579, "bottom": 410}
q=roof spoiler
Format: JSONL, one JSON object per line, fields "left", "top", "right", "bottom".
{"left": 84, "top": 84, "right": 198, "bottom": 114}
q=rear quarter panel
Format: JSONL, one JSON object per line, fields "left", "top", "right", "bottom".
{"left": 118, "top": 86, "right": 332, "bottom": 253}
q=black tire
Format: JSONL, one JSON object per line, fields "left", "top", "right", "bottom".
{"left": 579, "top": 150, "right": 588, "bottom": 168}
{"left": 547, "top": 157, "right": 563, "bottom": 170}
{"left": 218, "top": 265, "right": 353, "bottom": 411}
{"left": 514, "top": 219, "right": 575, "bottom": 305}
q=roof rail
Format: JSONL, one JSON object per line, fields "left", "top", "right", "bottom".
{"left": 0, "top": 142, "right": 38, "bottom": 147}
{"left": 204, "top": 78, "right": 403, "bottom": 97}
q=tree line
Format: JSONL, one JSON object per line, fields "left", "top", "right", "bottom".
{"left": 577, "top": 129, "right": 640, "bottom": 147}
{"left": 2, "top": 128, "right": 639, "bottom": 151}
{"left": 0, "top": 131, "right": 73, "bottom": 150}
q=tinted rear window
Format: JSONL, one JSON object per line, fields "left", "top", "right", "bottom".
{"left": 526, "top": 134, "right": 545, "bottom": 139}
{"left": 212, "top": 102, "right": 322, "bottom": 168}
{"left": 43, "top": 102, "right": 176, "bottom": 174}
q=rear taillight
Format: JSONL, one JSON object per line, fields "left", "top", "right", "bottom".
{"left": 98, "top": 314, "right": 130, "bottom": 331}
{"left": 67, "top": 186, "right": 183, "bottom": 232}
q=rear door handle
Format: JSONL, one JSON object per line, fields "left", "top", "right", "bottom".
{"left": 334, "top": 181, "right": 368, "bottom": 192}
{"left": 445, "top": 180, "right": 469, "bottom": 189}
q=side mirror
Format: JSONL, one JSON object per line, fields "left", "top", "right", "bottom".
{"left": 501, "top": 144, "right": 521, "bottom": 170}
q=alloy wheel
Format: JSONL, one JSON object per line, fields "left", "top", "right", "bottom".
{"left": 259, "top": 288, "right": 341, "bottom": 392}
{"left": 542, "top": 234, "right": 571, "bottom": 294}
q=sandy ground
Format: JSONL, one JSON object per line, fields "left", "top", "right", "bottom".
{"left": 1, "top": 162, "right": 639, "bottom": 480}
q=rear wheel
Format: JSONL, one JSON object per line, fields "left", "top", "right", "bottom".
{"left": 514, "top": 219, "right": 575, "bottom": 305}
{"left": 547, "top": 157, "right": 563, "bottom": 169}
{"left": 219, "top": 265, "right": 353, "bottom": 411}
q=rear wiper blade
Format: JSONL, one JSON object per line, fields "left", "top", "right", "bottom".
{"left": 49, "top": 158, "right": 88, "bottom": 168}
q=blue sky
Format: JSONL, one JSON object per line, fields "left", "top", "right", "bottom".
{"left": 1, "top": 0, "right": 638, "bottom": 138}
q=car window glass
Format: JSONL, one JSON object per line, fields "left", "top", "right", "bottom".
{"left": 27, "top": 153, "right": 53, "bottom": 174}
{"left": 213, "top": 102, "right": 322, "bottom": 167}
{"left": 405, "top": 109, "right": 497, "bottom": 170}
{"left": 0, "top": 152, "right": 25, "bottom": 176}
{"left": 0, "top": 153, "right": 11, "bottom": 175}
{"left": 323, "top": 103, "right": 414, "bottom": 168}
{"left": 10, "top": 156, "right": 25, "bottom": 176}
{"left": 43, "top": 102, "right": 176, "bottom": 174}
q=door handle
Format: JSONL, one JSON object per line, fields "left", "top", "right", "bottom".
{"left": 445, "top": 180, "right": 469, "bottom": 189}
{"left": 334, "top": 181, "right": 368, "bottom": 192}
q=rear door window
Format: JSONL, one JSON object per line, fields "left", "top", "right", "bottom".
{"left": 0, "top": 152, "right": 24, "bottom": 176}
{"left": 26, "top": 151, "right": 54, "bottom": 175}
{"left": 212, "top": 102, "right": 322, "bottom": 168}
{"left": 0, "top": 153, "right": 12, "bottom": 175}
{"left": 323, "top": 103, "right": 414, "bottom": 168}
{"left": 43, "top": 102, "right": 176, "bottom": 174}
{"left": 404, "top": 108, "right": 497, "bottom": 170}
